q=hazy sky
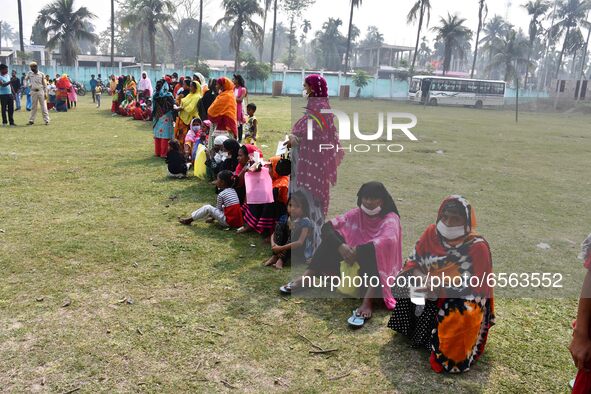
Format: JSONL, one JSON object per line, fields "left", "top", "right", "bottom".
{"left": 2, "top": 0, "right": 536, "bottom": 50}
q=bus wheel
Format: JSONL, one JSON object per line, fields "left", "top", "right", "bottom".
{"left": 429, "top": 98, "right": 438, "bottom": 106}
{"left": 474, "top": 100, "right": 483, "bottom": 109}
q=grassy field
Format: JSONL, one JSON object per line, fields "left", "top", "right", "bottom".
{"left": 0, "top": 95, "right": 589, "bottom": 393}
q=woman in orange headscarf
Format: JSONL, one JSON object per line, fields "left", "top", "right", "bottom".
{"left": 207, "top": 77, "right": 237, "bottom": 139}
{"left": 388, "top": 195, "right": 494, "bottom": 374}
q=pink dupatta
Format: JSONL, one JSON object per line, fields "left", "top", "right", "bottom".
{"left": 330, "top": 208, "right": 403, "bottom": 309}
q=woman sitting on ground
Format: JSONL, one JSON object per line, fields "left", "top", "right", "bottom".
{"left": 233, "top": 144, "right": 262, "bottom": 204}
{"left": 279, "top": 182, "right": 403, "bottom": 328}
{"left": 388, "top": 195, "right": 494, "bottom": 373}
{"left": 207, "top": 77, "right": 238, "bottom": 141}
{"left": 239, "top": 155, "right": 289, "bottom": 237}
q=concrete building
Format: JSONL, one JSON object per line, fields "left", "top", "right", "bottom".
{"left": 353, "top": 43, "right": 414, "bottom": 76}
{"left": 551, "top": 79, "right": 589, "bottom": 101}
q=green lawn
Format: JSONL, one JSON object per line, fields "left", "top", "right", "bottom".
{"left": 0, "top": 96, "right": 588, "bottom": 393}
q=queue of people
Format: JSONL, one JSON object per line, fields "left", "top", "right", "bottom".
{"left": 134, "top": 71, "right": 495, "bottom": 374}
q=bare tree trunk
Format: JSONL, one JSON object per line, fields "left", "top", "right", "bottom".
{"left": 140, "top": 29, "right": 144, "bottom": 64}
{"left": 576, "top": 12, "right": 590, "bottom": 101}
{"left": 269, "top": 0, "right": 278, "bottom": 70}
{"left": 344, "top": 0, "right": 355, "bottom": 72}
{"left": 410, "top": 1, "right": 424, "bottom": 74}
{"left": 17, "top": 0, "right": 25, "bottom": 64}
{"left": 260, "top": 3, "right": 268, "bottom": 61}
{"left": 571, "top": 50, "right": 578, "bottom": 78}
{"left": 555, "top": 25, "right": 570, "bottom": 79}
{"left": 471, "top": 0, "right": 485, "bottom": 78}
{"left": 539, "top": 0, "right": 559, "bottom": 89}
{"left": 197, "top": 0, "right": 203, "bottom": 62}
{"left": 111, "top": 0, "right": 115, "bottom": 67}
{"left": 150, "top": 31, "right": 156, "bottom": 69}
{"left": 235, "top": 39, "right": 241, "bottom": 72}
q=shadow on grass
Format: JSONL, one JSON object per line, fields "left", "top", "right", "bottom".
{"left": 377, "top": 330, "right": 493, "bottom": 392}
{"left": 113, "top": 155, "right": 167, "bottom": 169}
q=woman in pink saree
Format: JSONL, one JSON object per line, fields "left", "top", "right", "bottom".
{"left": 279, "top": 182, "right": 403, "bottom": 328}
{"left": 286, "top": 74, "right": 343, "bottom": 248}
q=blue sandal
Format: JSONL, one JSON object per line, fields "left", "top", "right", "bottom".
{"left": 347, "top": 309, "right": 370, "bottom": 328}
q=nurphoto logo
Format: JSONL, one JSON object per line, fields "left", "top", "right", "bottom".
{"left": 306, "top": 109, "right": 419, "bottom": 153}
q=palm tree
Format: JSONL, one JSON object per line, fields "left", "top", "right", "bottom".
{"left": 0, "top": 22, "right": 17, "bottom": 47}
{"left": 344, "top": 0, "right": 363, "bottom": 72}
{"left": 215, "top": 0, "right": 264, "bottom": 72}
{"left": 17, "top": 0, "right": 25, "bottom": 63}
{"left": 300, "top": 19, "right": 312, "bottom": 61}
{"left": 522, "top": 0, "right": 550, "bottom": 87}
{"left": 408, "top": 0, "right": 431, "bottom": 73}
{"left": 470, "top": 0, "right": 488, "bottom": 78}
{"left": 197, "top": 0, "right": 204, "bottom": 61}
{"left": 487, "top": 28, "right": 530, "bottom": 82}
{"left": 110, "top": 0, "right": 115, "bottom": 67}
{"left": 480, "top": 15, "right": 512, "bottom": 77}
{"left": 552, "top": 0, "right": 591, "bottom": 78}
{"left": 432, "top": 13, "right": 473, "bottom": 75}
{"left": 417, "top": 36, "right": 432, "bottom": 66}
{"left": 120, "top": 0, "right": 175, "bottom": 68}
{"left": 259, "top": 0, "right": 273, "bottom": 61}
{"left": 313, "top": 17, "right": 346, "bottom": 70}
{"left": 37, "top": 0, "right": 98, "bottom": 66}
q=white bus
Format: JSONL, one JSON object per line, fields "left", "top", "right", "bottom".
{"left": 408, "top": 75, "right": 506, "bottom": 108}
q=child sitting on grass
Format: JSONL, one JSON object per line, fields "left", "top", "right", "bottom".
{"left": 264, "top": 191, "right": 314, "bottom": 269}
{"left": 179, "top": 170, "right": 243, "bottom": 228}
{"left": 242, "top": 103, "right": 258, "bottom": 145}
{"left": 166, "top": 139, "right": 188, "bottom": 178}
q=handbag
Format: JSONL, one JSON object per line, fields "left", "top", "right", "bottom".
{"left": 275, "top": 152, "right": 291, "bottom": 176}
{"left": 245, "top": 166, "right": 274, "bottom": 204}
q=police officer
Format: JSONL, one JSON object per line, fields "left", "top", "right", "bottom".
{"left": 25, "top": 61, "right": 50, "bottom": 125}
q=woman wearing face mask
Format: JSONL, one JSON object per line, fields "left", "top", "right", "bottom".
{"left": 388, "top": 195, "right": 494, "bottom": 373}
{"left": 279, "top": 182, "right": 403, "bottom": 328}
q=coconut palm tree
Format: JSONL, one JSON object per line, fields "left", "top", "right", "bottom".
{"left": 470, "top": 0, "right": 488, "bottom": 78}
{"left": 487, "top": 28, "right": 530, "bottom": 82}
{"left": 120, "top": 0, "right": 175, "bottom": 68}
{"left": 551, "top": 0, "right": 591, "bottom": 78}
{"left": 432, "top": 13, "right": 473, "bottom": 75}
{"left": 215, "top": 0, "right": 264, "bottom": 72}
{"left": 417, "top": 36, "right": 432, "bottom": 67}
{"left": 37, "top": 0, "right": 98, "bottom": 66}
{"left": 408, "top": 0, "right": 432, "bottom": 73}
{"left": 344, "top": 0, "right": 363, "bottom": 72}
{"left": 0, "top": 22, "right": 17, "bottom": 47}
{"left": 313, "top": 18, "right": 346, "bottom": 70}
{"left": 522, "top": 0, "right": 550, "bottom": 86}
{"left": 480, "top": 15, "right": 513, "bottom": 77}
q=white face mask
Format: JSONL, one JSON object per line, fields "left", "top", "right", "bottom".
{"left": 436, "top": 220, "right": 466, "bottom": 240}
{"left": 302, "top": 89, "right": 308, "bottom": 98}
{"left": 361, "top": 204, "right": 381, "bottom": 216}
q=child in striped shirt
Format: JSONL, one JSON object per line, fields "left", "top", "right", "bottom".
{"left": 179, "top": 170, "right": 243, "bottom": 228}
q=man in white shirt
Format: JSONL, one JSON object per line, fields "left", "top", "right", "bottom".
{"left": 25, "top": 61, "right": 50, "bottom": 125}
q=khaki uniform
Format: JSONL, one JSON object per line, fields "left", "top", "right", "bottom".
{"left": 26, "top": 71, "right": 50, "bottom": 124}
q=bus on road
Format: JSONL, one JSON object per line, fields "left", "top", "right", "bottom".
{"left": 408, "top": 75, "right": 506, "bottom": 108}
